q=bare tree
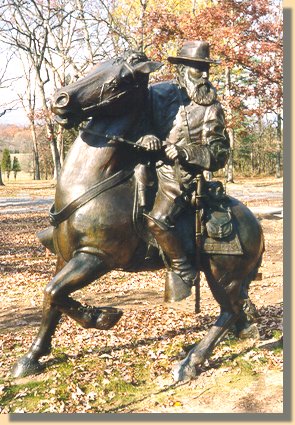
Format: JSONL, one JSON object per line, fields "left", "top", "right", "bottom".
{"left": 0, "top": 0, "right": 140, "bottom": 180}
{"left": 0, "top": 0, "right": 62, "bottom": 177}
{"left": 17, "top": 56, "right": 41, "bottom": 180}
{"left": 41, "top": 0, "right": 128, "bottom": 162}
{"left": 0, "top": 51, "right": 19, "bottom": 185}
{"left": 106, "top": 0, "right": 149, "bottom": 53}
{"left": 42, "top": 0, "right": 108, "bottom": 163}
{"left": 0, "top": 51, "right": 20, "bottom": 119}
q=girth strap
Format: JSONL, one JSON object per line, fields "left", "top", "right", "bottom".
{"left": 49, "top": 169, "right": 134, "bottom": 227}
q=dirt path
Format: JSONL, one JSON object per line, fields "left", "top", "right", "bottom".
{"left": 0, "top": 177, "right": 284, "bottom": 414}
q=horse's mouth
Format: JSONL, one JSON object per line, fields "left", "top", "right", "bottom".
{"left": 54, "top": 114, "right": 77, "bottom": 129}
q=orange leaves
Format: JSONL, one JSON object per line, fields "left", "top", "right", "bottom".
{"left": 145, "top": 0, "right": 282, "bottom": 116}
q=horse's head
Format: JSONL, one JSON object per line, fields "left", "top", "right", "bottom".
{"left": 51, "top": 51, "right": 162, "bottom": 129}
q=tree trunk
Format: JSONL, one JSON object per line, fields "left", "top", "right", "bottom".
{"left": 56, "top": 126, "right": 64, "bottom": 167}
{"left": 226, "top": 136, "right": 234, "bottom": 183}
{"left": 276, "top": 112, "right": 282, "bottom": 178}
{"left": 0, "top": 168, "right": 4, "bottom": 186}
{"left": 30, "top": 122, "right": 41, "bottom": 180}
{"left": 35, "top": 73, "right": 61, "bottom": 179}
{"left": 251, "top": 149, "right": 255, "bottom": 174}
{"left": 50, "top": 139, "right": 61, "bottom": 180}
{"left": 46, "top": 123, "right": 61, "bottom": 179}
{"left": 225, "top": 67, "right": 234, "bottom": 183}
{"left": 139, "top": 0, "right": 148, "bottom": 51}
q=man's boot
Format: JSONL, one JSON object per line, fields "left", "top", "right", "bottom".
{"left": 146, "top": 216, "right": 197, "bottom": 302}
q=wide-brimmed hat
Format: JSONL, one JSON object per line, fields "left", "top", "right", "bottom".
{"left": 167, "top": 41, "right": 220, "bottom": 65}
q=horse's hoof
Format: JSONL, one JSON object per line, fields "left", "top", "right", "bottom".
{"left": 95, "top": 307, "right": 123, "bottom": 330}
{"left": 10, "top": 355, "right": 45, "bottom": 378}
{"left": 238, "top": 323, "right": 260, "bottom": 340}
{"left": 173, "top": 359, "right": 197, "bottom": 382}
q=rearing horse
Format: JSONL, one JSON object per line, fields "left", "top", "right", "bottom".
{"left": 11, "top": 51, "right": 264, "bottom": 382}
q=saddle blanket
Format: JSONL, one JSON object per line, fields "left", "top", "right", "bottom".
{"left": 201, "top": 230, "right": 243, "bottom": 255}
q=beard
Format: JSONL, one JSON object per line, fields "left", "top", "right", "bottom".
{"left": 185, "top": 79, "right": 217, "bottom": 105}
{"left": 178, "top": 71, "right": 217, "bottom": 106}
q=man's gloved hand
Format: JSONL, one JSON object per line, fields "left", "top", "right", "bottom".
{"left": 165, "top": 144, "right": 188, "bottom": 162}
{"left": 137, "top": 135, "right": 162, "bottom": 151}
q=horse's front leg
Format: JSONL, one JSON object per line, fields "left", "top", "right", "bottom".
{"left": 11, "top": 252, "right": 108, "bottom": 378}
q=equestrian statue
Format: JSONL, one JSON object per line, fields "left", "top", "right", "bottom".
{"left": 11, "top": 42, "right": 264, "bottom": 382}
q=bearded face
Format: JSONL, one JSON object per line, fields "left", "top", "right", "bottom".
{"left": 177, "top": 63, "right": 217, "bottom": 106}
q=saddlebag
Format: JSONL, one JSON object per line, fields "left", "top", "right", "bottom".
{"left": 201, "top": 180, "right": 243, "bottom": 255}
{"left": 205, "top": 209, "right": 233, "bottom": 239}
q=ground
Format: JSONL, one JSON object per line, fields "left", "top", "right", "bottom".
{"left": 0, "top": 176, "right": 284, "bottom": 414}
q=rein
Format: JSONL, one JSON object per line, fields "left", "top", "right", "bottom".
{"left": 49, "top": 168, "right": 134, "bottom": 227}
{"left": 79, "top": 126, "right": 147, "bottom": 150}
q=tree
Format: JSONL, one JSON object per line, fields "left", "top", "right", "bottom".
{"left": 0, "top": 50, "right": 18, "bottom": 186}
{"left": 143, "top": 0, "right": 283, "bottom": 178}
{"left": 0, "top": 1, "right": 61, "bottom": 177}
{"left": 0, "top": 50, "right": 20, "bottom": 118}
{"left": 12, "top": 156, "right": 21, "bottom": 179}
{"left": 0, "top": 159, "right": 4, "bottom": 185}
{"left": 0, "top": 0, "right": 125, "bottom": 176}
{"left": 17, "top": 58, "right": 41, "bottom": 180}
{"left": 1, "top": 148, "right": 11, "bottom": 179}
{"left": 0, "top": 0, "right": 282, "bottom": 179}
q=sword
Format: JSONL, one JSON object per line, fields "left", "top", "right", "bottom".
{"left": 79, "top": 126, "right": 147, "bottom": 150}
{"left": 106, "top": 134, "right": 147, "bottom": 150}
{"left": 194, "top": 174, "right": 205, "bottom": 314}
{"left": 79, "top": 126, "right": 175, "bottom": 154}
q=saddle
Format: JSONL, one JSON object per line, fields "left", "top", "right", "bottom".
{"left": 133, "top": 176, "right": 243, "bottom": 257}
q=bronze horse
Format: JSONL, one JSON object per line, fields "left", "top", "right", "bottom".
{"left": 11, "top": 51, "right": 264, "bottom": 382}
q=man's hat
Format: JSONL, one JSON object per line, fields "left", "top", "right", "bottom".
{"left": 167, "top": 41, "right": 220, "bottom": 65}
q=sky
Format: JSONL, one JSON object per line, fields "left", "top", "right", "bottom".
{"left": 1, "top": 107, "right": 29, "bottom": 126}
{"left": 0, "top": 51, "right": 29, "bottom": 127}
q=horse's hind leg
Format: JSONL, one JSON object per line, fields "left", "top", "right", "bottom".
{"left": 174, "top": 310, "right": 237, "bottom": 381}
{"left": 174, "top": 273, "right": 244, "bottom": 382}
{"left": 234, "top": 256, "right": 262, "bottom": 339}
{"left": 11, "top": 252, "right": 108, "bottom": 378}
{"left": 234, "top": 281, "right": 260, "bottom": 339}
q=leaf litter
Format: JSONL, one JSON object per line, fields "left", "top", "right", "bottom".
{"left": 0, "top": 178, "right": 283, "bottom": 413}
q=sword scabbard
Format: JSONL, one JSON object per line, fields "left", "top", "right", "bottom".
{"left": 194, "top": 174, "right": 205, "bottom": 313}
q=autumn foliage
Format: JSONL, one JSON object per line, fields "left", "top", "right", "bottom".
{"left": 0, "top": 0, "right": 283, "bottom": 178}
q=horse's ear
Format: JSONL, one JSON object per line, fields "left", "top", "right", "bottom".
{"left": 133, "top": 61, "right": 163, "bottom": 74}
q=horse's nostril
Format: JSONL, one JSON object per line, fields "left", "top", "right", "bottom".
{"left": 54, "top": 92, "right": 70, "bottom": 107}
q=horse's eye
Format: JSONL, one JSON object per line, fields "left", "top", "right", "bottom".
{"left": 120, "top": 67, "right": 134, "bottom": 84}
{"left": 122, "top": 73, "right": 133, "bottom": 84}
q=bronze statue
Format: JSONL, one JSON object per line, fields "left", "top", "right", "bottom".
{"left": 11, "top": 46, "right": 264, "bottom": 382}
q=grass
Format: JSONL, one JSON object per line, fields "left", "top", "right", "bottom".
{"left": 0, "top": 380, "right": 51, "bottom": 412}
{"left": 0, "top": 328, "right": 283, "bottom": 414}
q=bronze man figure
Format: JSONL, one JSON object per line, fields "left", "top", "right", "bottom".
{"left": 139, "top": 40, "right": 230, "bottom": 297}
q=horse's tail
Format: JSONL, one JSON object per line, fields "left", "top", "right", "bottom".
{"left": 240, "top": 249, "right": 264, "bottom": 302}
